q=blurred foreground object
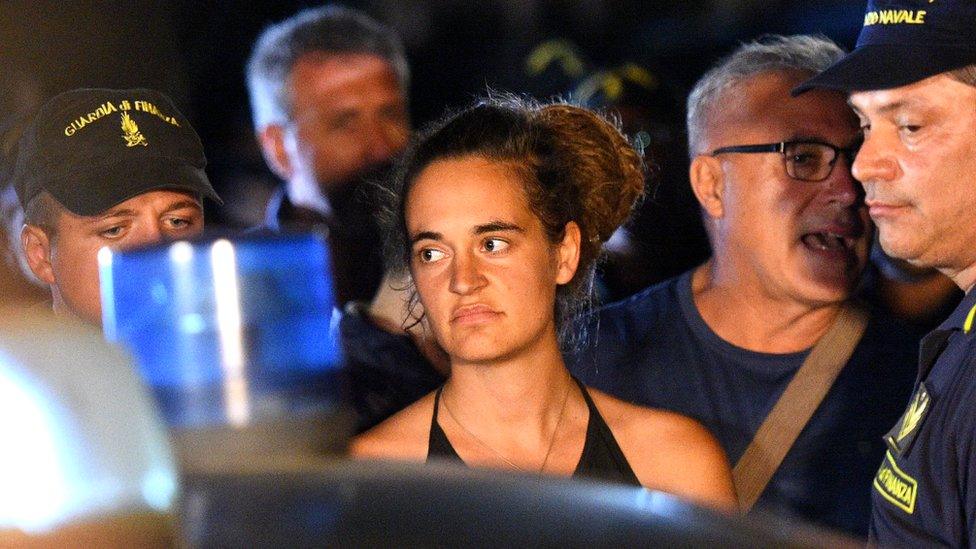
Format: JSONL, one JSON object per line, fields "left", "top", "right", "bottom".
{"left": 99, "top": 232, "right": 349, "bottom": 471}
{"left": 0, "top": 310, "right": 177, "bottom": 547}
{"left": 183, "top": 459, "right": 859, "bottom": 547}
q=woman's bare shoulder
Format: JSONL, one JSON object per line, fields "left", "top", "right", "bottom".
{"left": 587, "top": 388, "right": 739, "bottom": 513}
{"left": 348, "top": 391, "right": 438, "bottom": 461}
{"left": 586, "top": 389, "right": 706, "bottom": 439}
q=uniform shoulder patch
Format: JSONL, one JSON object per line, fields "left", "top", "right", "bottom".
{"left": 885, "top": 383, "right": 931, "bottom": 456}
{"left": 874, "top": 450, "right": 918, "bottom": 514}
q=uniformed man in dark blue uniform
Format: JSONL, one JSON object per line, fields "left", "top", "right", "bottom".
{"left": 797, "top": 0, "right": 976, "bottom": 545}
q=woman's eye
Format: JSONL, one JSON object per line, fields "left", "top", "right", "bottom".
{"left": 483, "top": 238, "right": 509, "bottom": 253}
{"left": 419, "top": 248, "right": 446, "bottom": 263}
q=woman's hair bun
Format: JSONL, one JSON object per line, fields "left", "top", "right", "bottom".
{"left": 537, "top": 104, "right": 645, "bottom": 243}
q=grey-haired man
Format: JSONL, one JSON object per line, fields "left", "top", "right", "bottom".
{"left": 246, "top": 5, "right": 410, "bottom": 305}
{"left": 571, "top": 35, "right": 918, "bottom": 535}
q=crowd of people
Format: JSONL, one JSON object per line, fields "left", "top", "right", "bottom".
{"left": 1, "top": 0, "right": 975, "bottom": 545}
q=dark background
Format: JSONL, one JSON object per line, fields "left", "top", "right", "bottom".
{"left": 0, "top": 1, "right": 865, "bottom": 294}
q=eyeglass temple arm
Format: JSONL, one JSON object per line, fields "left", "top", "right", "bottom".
{"left": 709, "top": 142, "right": 785, "bottom": 156}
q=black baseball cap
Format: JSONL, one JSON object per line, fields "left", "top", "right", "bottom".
{"left": 12, "top": 88, "right": 222, "bottom": 216}
{"left": 794, "top": 0, "right": 976, "bottom": 94}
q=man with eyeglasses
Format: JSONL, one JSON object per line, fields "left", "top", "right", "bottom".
{"left": 570, "top": 35, "right": 919, "bottom": 536}
{"left": 796, "top": 0, "right": 976, "bottom": 545}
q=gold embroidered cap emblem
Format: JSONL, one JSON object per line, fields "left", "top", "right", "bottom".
{"left": 120, "top": 111, "right": 147, "bottom": 147}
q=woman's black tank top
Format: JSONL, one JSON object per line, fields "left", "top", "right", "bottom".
{"left": 427, "top": 377, "right": 641, "bottom": 486}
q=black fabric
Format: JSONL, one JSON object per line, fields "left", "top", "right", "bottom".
{"left": 13, "top": 87, "right": 220, "bottom": 215}
{"left": 869, "top": 289, "right": 976, "bottom": 547}
{"left": 427, "top": 387, "right": 460, "bottom": 461}
{"left": 572, "top": 377, "right": 642, "bottom": 486}
{"left": 263, "top": 188, "right": 385, "bottom": 306}
{"left": 570, "top": 270, "right": 921, "bottom": 536}
{"left": 339, "top": 302, "right": 444, "bottom": 433}
{"left": 427, "top": 377, "right": 641, "bottom": 487}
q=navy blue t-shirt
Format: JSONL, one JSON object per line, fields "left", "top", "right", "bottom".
{"left": 570, "top": 271, "right": 919, "bottom": 536}
{"left": 869, "top": 289, "right": 976, "bottom": 547}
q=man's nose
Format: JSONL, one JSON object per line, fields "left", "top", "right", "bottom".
{"left": 122, "top": 223, "right": 166, "bottom": 250}
{"left": 822, "top": 154, "right": 861, "bottom": 206}
{"left": 852, "top": 131, "right": 899, "bottom": 185}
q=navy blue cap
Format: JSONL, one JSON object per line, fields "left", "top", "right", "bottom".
{"left": 794, "top": 0, "right": 976, "bottom": 94}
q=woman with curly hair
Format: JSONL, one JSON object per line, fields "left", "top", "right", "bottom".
{"left": 351, "top": 96, "right": 736, "bottom": 512}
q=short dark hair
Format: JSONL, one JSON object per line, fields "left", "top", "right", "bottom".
{"left": 2, "top": 190, "right": 64, "bottom": 287}
{"left": 246, "top": 5, "right": 409, "bottom": 130}
{"left": 23, "top": 191, "right": 63, "bottom": 241}
{"left": 948, "top": 63, "right": 976, "bottom": 87}
{"left": 385, "top": 95, "right": 644, "bottom": 350}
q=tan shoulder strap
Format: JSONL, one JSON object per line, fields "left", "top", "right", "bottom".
{"left": 732, "top": 302, "right": 871, "bottom": 511}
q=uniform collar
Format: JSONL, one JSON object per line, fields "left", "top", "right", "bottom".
{"left": 937, "top": 285, "right": 976, "bottom": 334}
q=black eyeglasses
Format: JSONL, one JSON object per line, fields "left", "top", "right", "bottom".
{"left": 710, "top": 140, "right": 859, "bottom": 182}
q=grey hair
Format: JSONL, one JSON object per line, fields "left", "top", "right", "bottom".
{"left": 246, "top": 5, "right": 409, "bottom": 130}
{"left": 686, "top": 35, "right": 846, "bottom": 157}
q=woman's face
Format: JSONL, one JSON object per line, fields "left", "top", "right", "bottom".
{"left": 405, "top": 156, "right": 579, "bottom": 365}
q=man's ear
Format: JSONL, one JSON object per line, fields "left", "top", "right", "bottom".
{"left": 689, "top": 155, "right": 725, "bottom": 220}
{"left": 21, "top": 225, "right": 55, "bottom": 285}
{"left": 257, "top": 124, "right": 293, "bottom": 180}
{"left": 555, "top": 221, "right": 582, "bottom": 285}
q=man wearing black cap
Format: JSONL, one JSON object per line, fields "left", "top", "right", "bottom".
{"left": 13, "top": 88, "right": 222, "bottom": 326}
{"left": 797, "top": 0, "right": 976, "bottom": 545}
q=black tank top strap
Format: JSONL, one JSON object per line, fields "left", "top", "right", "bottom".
{"left": 572, "top": 377, "right": 642, "bottom": 486}
{"left": 426, "top": 379, "right": 641, "bottom": 487}
{"left": 427, "top": 385, "right": 463, "bottom": 462}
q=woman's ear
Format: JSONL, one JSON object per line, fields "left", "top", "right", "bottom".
{"left": 689, "top": 155, "right": 725, "bottom": 220}
{"left": 555, "top": 221, "right": 582, "bottom": 285}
